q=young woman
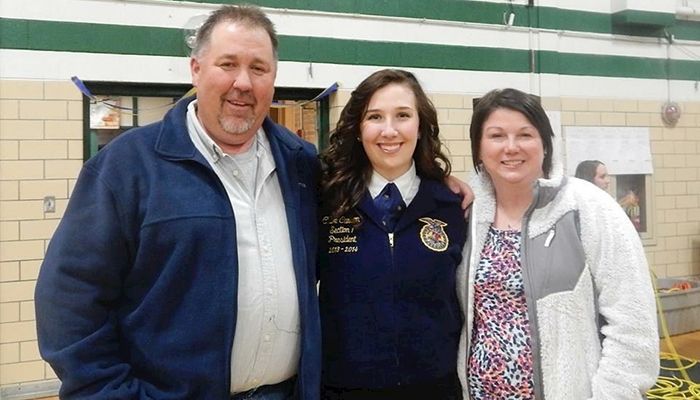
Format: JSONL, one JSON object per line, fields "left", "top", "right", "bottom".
{"left": 319, "top": 69, "right": 466, "bottom": 399}
{"left": 575, "top": 159, "right": 610, "bottom": 190}
{"left": 458, "top": 88, "right": 658, "bottom": 399}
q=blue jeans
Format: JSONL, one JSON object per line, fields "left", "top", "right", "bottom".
{"left": 231, "top": 377, "right": 296, "bottom": 400}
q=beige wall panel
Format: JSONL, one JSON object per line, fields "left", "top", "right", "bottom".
{"left": 625, "top": 113, "right": 651, "bottom": 126}
{"left": 560, "top": 98, "right": 588, "bottom": 111}
{"left": 44, "top": 81, "right": 81, "bottom": 100}
{"left": 0, "top": 262, "right": 20, "bottom": 283}
{"left": 677, "top": 221, "right": 700, "bottom": 236}
{"left": 0, "top": 120, "right": 44, "bottom": 140}
{"left": 20, "top": 260, "right": 42, "bottom": 281}
{"left": 0, "top": 181, "right": 19, "bottom": 201}
{"left": 587, "top": 99, "right": 614, "bottom": 112}
{"left": 613, "top": 99, "right": 638, "bottom": 112}
{"left": 68, "top": 140, "right": 83, "bottom": 159}
{"left": 68, "top": 100, "right": 84, "bottom": 120}
{"left": 0, "top": 360, "right": 44, "bottom": 385}
{"left": 675, "top": 168, "right": 698, "bottom": 181}
{"left": 1, "top": 221, "right": 19, "bottom": 241}
{"left": 0, "top": 321, "right": 36, "bottom": 344}
{"left": 0, "top": 81, "right": 43, "bottom": 100}
{"left": 600, "top": 112, "right": 626, "bottom": 126}
{"left": 445, "top": 109, "right": 470, "bottom": 124}
{"left": 0, "top": 343, "right": 19, "bottom": 364}
{"left": 0, "top": 303, "right": 19, "bottom": 324}
{"left": 0, "top": 200, "right": 44, "bottom": 221}
{"left": 0, "top": 161, "right": 43, "bottom": 180}
{"left": 430, "top": 93, "right": 463, "bottom": 109}
{"left": 19, "top": 302, "right": 35, "bottom": 322}
{"left": 574, "top": 112, "right": 601, "bottom": 125}
{"left": 20, "top": 219, "right": 59, "bottom": 241}
{"left": 0, "top": 100, "right": 19, "bottom": 119}
{"left": 45, "top": 120, "right": 82, "bottom": 140}
{"left": 19, "top": 140, "right": 68, "bottom": 160}
{"left": 20, "top": 340, "right": 40, "bottom": 361}
{"left": 19, "top": 100, "right": 67, "bottom": 120}
{"left": 20, "top": 180, "right": 68, "bottom": 200}
{"left": 637, "top": 100, "right": 662, "bottom": 113}
{"left": 440, "top": 125, "right": 465, "bottom": 140}
{"left": 0, "top": 281, "right": 36, "bottom": 303}
{"left": 0, "top": 240, "right": 44, "bottom": 262}
{"left": 0, "top": 140, "right": 19, "bottom": 160}
{"left": 44, "top": 160, "right": 82, "bottom": 179}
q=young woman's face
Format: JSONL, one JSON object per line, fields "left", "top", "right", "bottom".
{"left": 360, "top": 83, "right": 419, "bottom": 181}
{"left": 479, "top": 108, "right": 544, "bottom": 190}
{"left": 593, "top": 164, "right": 610, "bottom": 190}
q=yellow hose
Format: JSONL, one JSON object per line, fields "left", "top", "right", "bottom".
{"left": 647, "top": 273, "right": 700, "bottom": 399}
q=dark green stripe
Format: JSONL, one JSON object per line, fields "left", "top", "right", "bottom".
{"left": 2, "top": 18, "right": 699, "bottom": 81}
{"left": 612, "top": 10, "right": 676, "bottom": 27}
{"left": 166, "top": 0, "right": 700, "bottom": 40}
{"left": 0, "top": 19, "right": 184, "bottom": 56}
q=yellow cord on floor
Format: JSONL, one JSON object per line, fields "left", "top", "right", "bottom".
{"left": 647, "top": 273, "right": 700, "bottom": 399}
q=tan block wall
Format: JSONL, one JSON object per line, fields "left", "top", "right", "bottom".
{"left": 329, "top": 90, "right": 700, "bottom": 280}
{"left": 0, "top": 79, "right": 697, "bottom": 392}
{"left": 0, "top": 79, "right": 81, "bottom": 388}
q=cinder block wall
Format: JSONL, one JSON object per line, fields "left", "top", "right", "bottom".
{"left": 0, "top": 79, "right": 82, "bottom": 388}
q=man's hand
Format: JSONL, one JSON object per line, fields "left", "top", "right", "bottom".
{"left": 445, "top": 175, "right": 474, "bottom": 217}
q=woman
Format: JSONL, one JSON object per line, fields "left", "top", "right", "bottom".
{"left": 575, "top": 159, "right": 610, "bottom": 190}
{"left": 319, "top": 69, "right": 466, "bottom": 399}
{"left": 458, "top": 88, "right": 658, "bottom": 399}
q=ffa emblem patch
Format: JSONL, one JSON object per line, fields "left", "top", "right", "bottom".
{"left": 418, "top": 217, "right": 449, "bottom": 252}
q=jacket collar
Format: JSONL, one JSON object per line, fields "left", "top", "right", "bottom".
{"left": 358, "top": 178, "right": 459, "bottom": 232}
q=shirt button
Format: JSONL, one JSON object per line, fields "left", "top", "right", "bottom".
{"left": 264, "top": 334, "right": 271, "bottom": 342}
{"left": 251, "top": 378, "right": 259, "bottom": 385}
{"left": 265, "top": 288, "right": 273, "bottom": 295}
{"left": 233, "top": 170, "right": 239, "bottom": 176}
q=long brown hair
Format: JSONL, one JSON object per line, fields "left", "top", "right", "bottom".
{"left": 321, "top": 69, "right": 451, "bottom": 219}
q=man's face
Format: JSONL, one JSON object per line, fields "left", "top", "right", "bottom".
{"left": 190, "top": 21, "right": 276, "bottom": 153}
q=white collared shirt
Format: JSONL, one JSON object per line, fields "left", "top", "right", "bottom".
{"left": 186, "top": 101, "right": 300, "bottom": 394}
{"left": 368, "top": 163, "right": 421, "bottom": 206}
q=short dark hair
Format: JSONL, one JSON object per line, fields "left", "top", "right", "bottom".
{"left": 575, "top": 160, "right": 604, "bottom": 183}
{"left": 192, "top": 4, "right": 278, "bottom": 60}
{"left": 321, "top": 69, "right": 451, "bottom": 219}
{"left": 469, "top": 88, "right": 554, "bottom": 178}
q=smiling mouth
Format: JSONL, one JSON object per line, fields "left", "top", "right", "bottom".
{"left": 379, "top": 143, "right": 402, "bottom": 153}
{"left": 502, "top": 160, "right": 524, "bottom": 166}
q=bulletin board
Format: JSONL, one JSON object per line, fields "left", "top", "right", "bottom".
{"left": 563, "top": 127, "right": 653, "bottom": 175}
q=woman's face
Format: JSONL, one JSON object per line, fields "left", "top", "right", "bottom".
{"left": 479, "top": 107, "right": 544, "bottom": 190}
{"left": 360, "top": 83, "right": 419, "bottom": 181}
{"left": 593, "top": 164, "right": 610, "bottom": 190}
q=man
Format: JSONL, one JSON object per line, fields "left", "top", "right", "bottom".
{"left": 35, "top": 5, "right": 320, "bottom": 399}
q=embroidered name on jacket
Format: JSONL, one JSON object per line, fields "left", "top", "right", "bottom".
{"left": 419, "top": 217, "right": 449, "bottom": 252}
{"left": 322, "top": 215, "right": 360, "bottom": 254}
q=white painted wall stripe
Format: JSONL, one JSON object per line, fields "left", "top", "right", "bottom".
{"left": 3, "top": 49, "right": 698, "bottom": 101}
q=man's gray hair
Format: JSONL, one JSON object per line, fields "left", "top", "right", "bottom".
{"left": 192, "top": 4, "right": 278, "bottom": 60}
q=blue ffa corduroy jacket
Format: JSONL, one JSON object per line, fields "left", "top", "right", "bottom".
{"left": 34, "top": 97, "right": 321, "bottom": 399}
{"left": 319, "top": 179, "right": 467, "bottom": 389}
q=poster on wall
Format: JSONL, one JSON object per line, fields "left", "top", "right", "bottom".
{"left": 563, "top": 126, "right": 652, "bottom": 175}
{"left": 90, "top": 97, "right": 121, "bottom": 129}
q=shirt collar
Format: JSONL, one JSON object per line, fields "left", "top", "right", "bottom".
{"left": 368, "top": 163, "right": 420, "bottom": 205}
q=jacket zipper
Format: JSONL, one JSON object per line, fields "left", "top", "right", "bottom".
{"left": 521, "top": 185, "right": 545, "bottom": 400}
{"left": 388, "top": 230, "right": 400, "bottom": 384}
